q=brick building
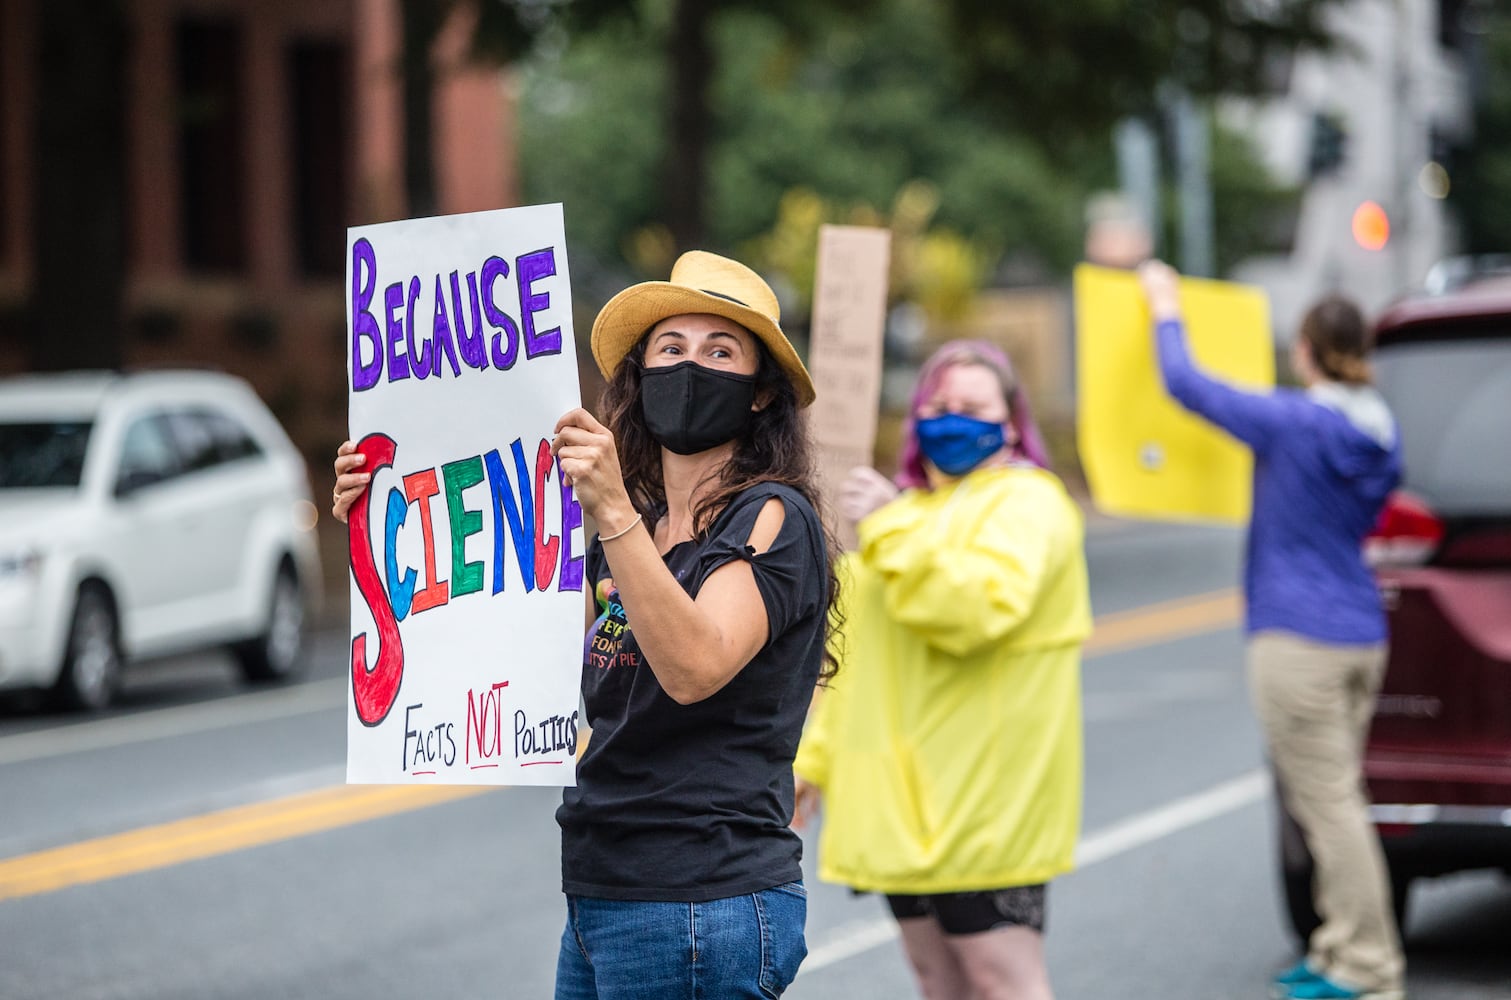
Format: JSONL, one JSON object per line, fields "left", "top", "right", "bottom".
{"left": 0, "top": 0, "right": 518, "bottom": 473}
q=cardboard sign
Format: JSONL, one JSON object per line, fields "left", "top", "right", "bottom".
{"left": 807, "top": 226, "right": 892, "bottom": 549}
{"left": 345, "top": 204, "right": 585, "bottom": 786}
{"left": 1074, "top": 263, "right": 1274, "bottom": 525}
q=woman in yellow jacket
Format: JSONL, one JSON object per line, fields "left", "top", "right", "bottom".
{"left": 794, "top": 340, "right": 1090, "bottom": 1000}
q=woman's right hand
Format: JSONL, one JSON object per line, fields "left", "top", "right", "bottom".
{"left": 331, "top": 439, "right": 371, "bottom": 524}
{"left": 1137, "top": 259, "right": 1183, "bottom": 322}
{"left": 839, "top": 466, "right": 898, "bottom": 525}
{"left": 552, "top": 407, "right": 637, "bottom": 536}
{"left": 792, "top": 777, "right": 822, "bottom": 831}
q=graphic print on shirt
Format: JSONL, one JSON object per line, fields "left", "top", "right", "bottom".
{"left": 586, "top": 576, "right": 637, "bottom": 671}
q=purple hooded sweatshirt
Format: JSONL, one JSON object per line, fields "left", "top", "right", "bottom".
{"left": 1156, "top": 319, "right": 1403, "bottom": 645}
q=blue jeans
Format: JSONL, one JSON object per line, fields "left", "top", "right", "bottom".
{"left": 554, "top": 882, "right": 808, "bottom": 1000}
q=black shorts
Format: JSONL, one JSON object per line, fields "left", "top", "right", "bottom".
{"left": 885, "top": 884, "right": 1047, "bottom": 936}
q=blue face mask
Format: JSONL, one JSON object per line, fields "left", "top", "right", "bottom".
{"left": 916, "top": 413, "right": 1006, "bottom": 476}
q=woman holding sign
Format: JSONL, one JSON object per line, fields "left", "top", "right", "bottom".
{"left": 336, "top": 250, "right": 839, "bottom": 999}
{"left": 1138, "top": 261, "right": 1404, "bottom": 1000}
{"left": 792, "top": 340, "right": 1090, "bottom": 1000}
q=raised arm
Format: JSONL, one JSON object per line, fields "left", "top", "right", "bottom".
{"left": 1138, "top": 260, "right": 1292, "bottom": 454}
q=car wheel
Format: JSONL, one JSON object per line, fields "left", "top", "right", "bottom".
{"left": 1276, "top": 785, "right": 1414, "bottom": 944}
{"left": 233, "top": 563, "right": 305, "bottom": 684}
{"left": 54, "top": 584, "right": 123, "bottom": 711}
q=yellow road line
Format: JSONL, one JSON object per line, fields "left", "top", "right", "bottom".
{"left": 1085, "top": 588, "right": 1241, "bottom": 657}
{"left": 0, "top": 784, "right": 489, "bottom": 901}
{"left": 0, "top": 587, "right": 1242, "bottom": 903}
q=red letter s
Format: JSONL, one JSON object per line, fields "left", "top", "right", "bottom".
{"left": 350, "top": 433, "right": 405, "bottom": 725}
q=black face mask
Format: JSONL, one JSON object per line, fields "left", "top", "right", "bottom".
{"left": 640, "top": 360, "right": 758, "bottom": 455}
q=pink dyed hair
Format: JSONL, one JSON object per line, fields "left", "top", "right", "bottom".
{"left": 895, "top": 339, "right": 1050, "bottom": 490}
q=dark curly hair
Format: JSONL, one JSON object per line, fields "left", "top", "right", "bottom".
{"left": 600, "top": 333, "right": 843, "bottom": 683}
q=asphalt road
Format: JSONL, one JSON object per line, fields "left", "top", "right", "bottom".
{"left": 2, "top": 519, "right": 1507, "bottom": 1000}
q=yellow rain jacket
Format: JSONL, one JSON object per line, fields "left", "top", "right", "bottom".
{"left": 794, "top": 464, "right": 1090, "bottom": 894}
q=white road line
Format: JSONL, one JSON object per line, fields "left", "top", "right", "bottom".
{"left": 1076, "top": 769, "right": 1269, "bottom": 867}
{"left": 0, "top": 678, "right": 345, "bottom": 767}
{"left": 796, "top": 768, "right": 1270, "bottom": 977}
{"left": 801, "top": 918, "right": 907, "bottom": 976}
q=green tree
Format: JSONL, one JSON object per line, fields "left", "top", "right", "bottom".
{"left": 520, "top": 0, "right": 1102, "bottom": 276}
{"left": 706, "top": 2, "right": 1098, "bottom": 267}
{"left": 1449, "top": 9, "right": 1511, "bottom": 253}
{"left": 1158, "top": 117, "right": 1302, "bottom": 278}
{"left": 943, "top": 0, "right": 1344, "bottom": 139}
{"left": 742, "top": 182, "right": 994, "bottom": 326}
{"left": 450, "top": 0, "right": 872, "bottom": 248}
{"left": 515, "top": 0, "right": 1339, "bottom": 278}
{"left": 499, "top": 0, "right": 1344, "bottom": 254}
{"left": 1208, "top": 120, "right": 1302, "bottom": 277}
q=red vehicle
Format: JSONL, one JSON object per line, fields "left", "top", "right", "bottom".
{"left": 1279, "top": 271, "right": 1511, "bottom": 941}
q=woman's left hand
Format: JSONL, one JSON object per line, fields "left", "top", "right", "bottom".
{"left": 792, "top": 777, "right": 822, "bottom": 830}
{"left": 839, "top": 466, "right": 899, "bottom": 525}
{"left": 552, "top": 408, "right": 638, "bottom": 535}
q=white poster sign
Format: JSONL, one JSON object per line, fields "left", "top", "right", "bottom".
{"left": 344, "top": 204, "right": 584, "bottom": 786}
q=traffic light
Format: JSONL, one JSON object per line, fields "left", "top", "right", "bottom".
{"left": 1352, "top": 201, "right": 1390, "bottom": 251}
{"left": 1308, "top": 112, "right": 1349, "bottom": 179}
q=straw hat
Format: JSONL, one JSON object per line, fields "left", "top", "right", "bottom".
{"left": 590, "top": 250, "right": 816, "bottom": 407}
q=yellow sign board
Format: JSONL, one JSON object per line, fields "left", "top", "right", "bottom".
{"left": 1074, "top": 264, "right": 1274, "bottom": 525}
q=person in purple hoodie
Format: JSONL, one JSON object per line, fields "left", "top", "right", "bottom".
{"left": 1138, "top": 261, "right": 1405, "bottom": 1000}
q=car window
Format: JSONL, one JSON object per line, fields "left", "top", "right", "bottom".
{"left": 163, "top": 407, "right": 264, "bottom": 473}
{"left": 204, "top": 408, "right": 264, "bottom": 463}
{"left": 115, "top": 414, "right": 182, "bottom": 493}
{"left": 163, "top": 409, "right": 222, "bottom": 472}
{"left": 1374, "top": 337, "right": 1511, "bottom": 517}
{"left": 0, "top": 421, "right": 93, "bottom": 488}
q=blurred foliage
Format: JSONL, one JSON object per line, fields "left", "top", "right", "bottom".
{"left": 516, "top": 23, "right": 667, "bottom": 261}
{"left": 742, "top": 183, "right": 988, "bottom": 325}
{"left": 500, "top": 0, "right": 1346, "bottom": 154}
{"left": 1159, "top": 116, "right": 1303, "bottom": 277}
{"left": 1209, "top": 119, "right": 1302, "bottom": 275}
{"left": 520, "top": 0, "right": 1102, "bottom": 282}
{"left": 479, "top": 0, "right": 873, "bottom": 246}
{"left": 1449, "top": 9, "right": 1511, "bottom": 253}
{"left": 519, "top": 0, "right": 1303, "bottom": 288}
{"left": 942, "top": 0, "right": 1345, "bottom": 141}
{"left": 705, "top": 3, "right": 1095, "bottom": 270}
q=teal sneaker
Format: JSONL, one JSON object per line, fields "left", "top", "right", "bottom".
{"left": 1281, "top": 974, "right": 1405, "bottom": 1000}
{"left": 1271, "top": 959, "right": 1322, "bottom": 996}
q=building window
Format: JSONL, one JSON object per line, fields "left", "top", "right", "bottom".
{"left": 290, "top": 40, "right": 350, "bottom": 279}
{"left": 176, "top": 18, "right": 247, "bottom": 273}
{"left": 0, "top": 26, "right": 7, "bottom": 270}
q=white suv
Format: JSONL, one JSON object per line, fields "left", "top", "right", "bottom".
{"left": 0, "top": 370, "right": 322, "bottom": 710}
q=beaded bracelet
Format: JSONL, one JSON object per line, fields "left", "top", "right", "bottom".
{"left": 599, "top": 513, "right": 643, "bottom": 543}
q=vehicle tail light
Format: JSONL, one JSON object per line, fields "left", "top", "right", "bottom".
{"left": 1365, "top": 491, "right": 1445, "bottom": 567}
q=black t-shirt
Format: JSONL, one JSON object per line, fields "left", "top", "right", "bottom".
{"left": 556, "top": 482, "right": 828, "bottom": 902}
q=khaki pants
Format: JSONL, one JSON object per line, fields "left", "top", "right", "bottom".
{"left": 1248, "top": 631, "right": 1405, "bottom": 993}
